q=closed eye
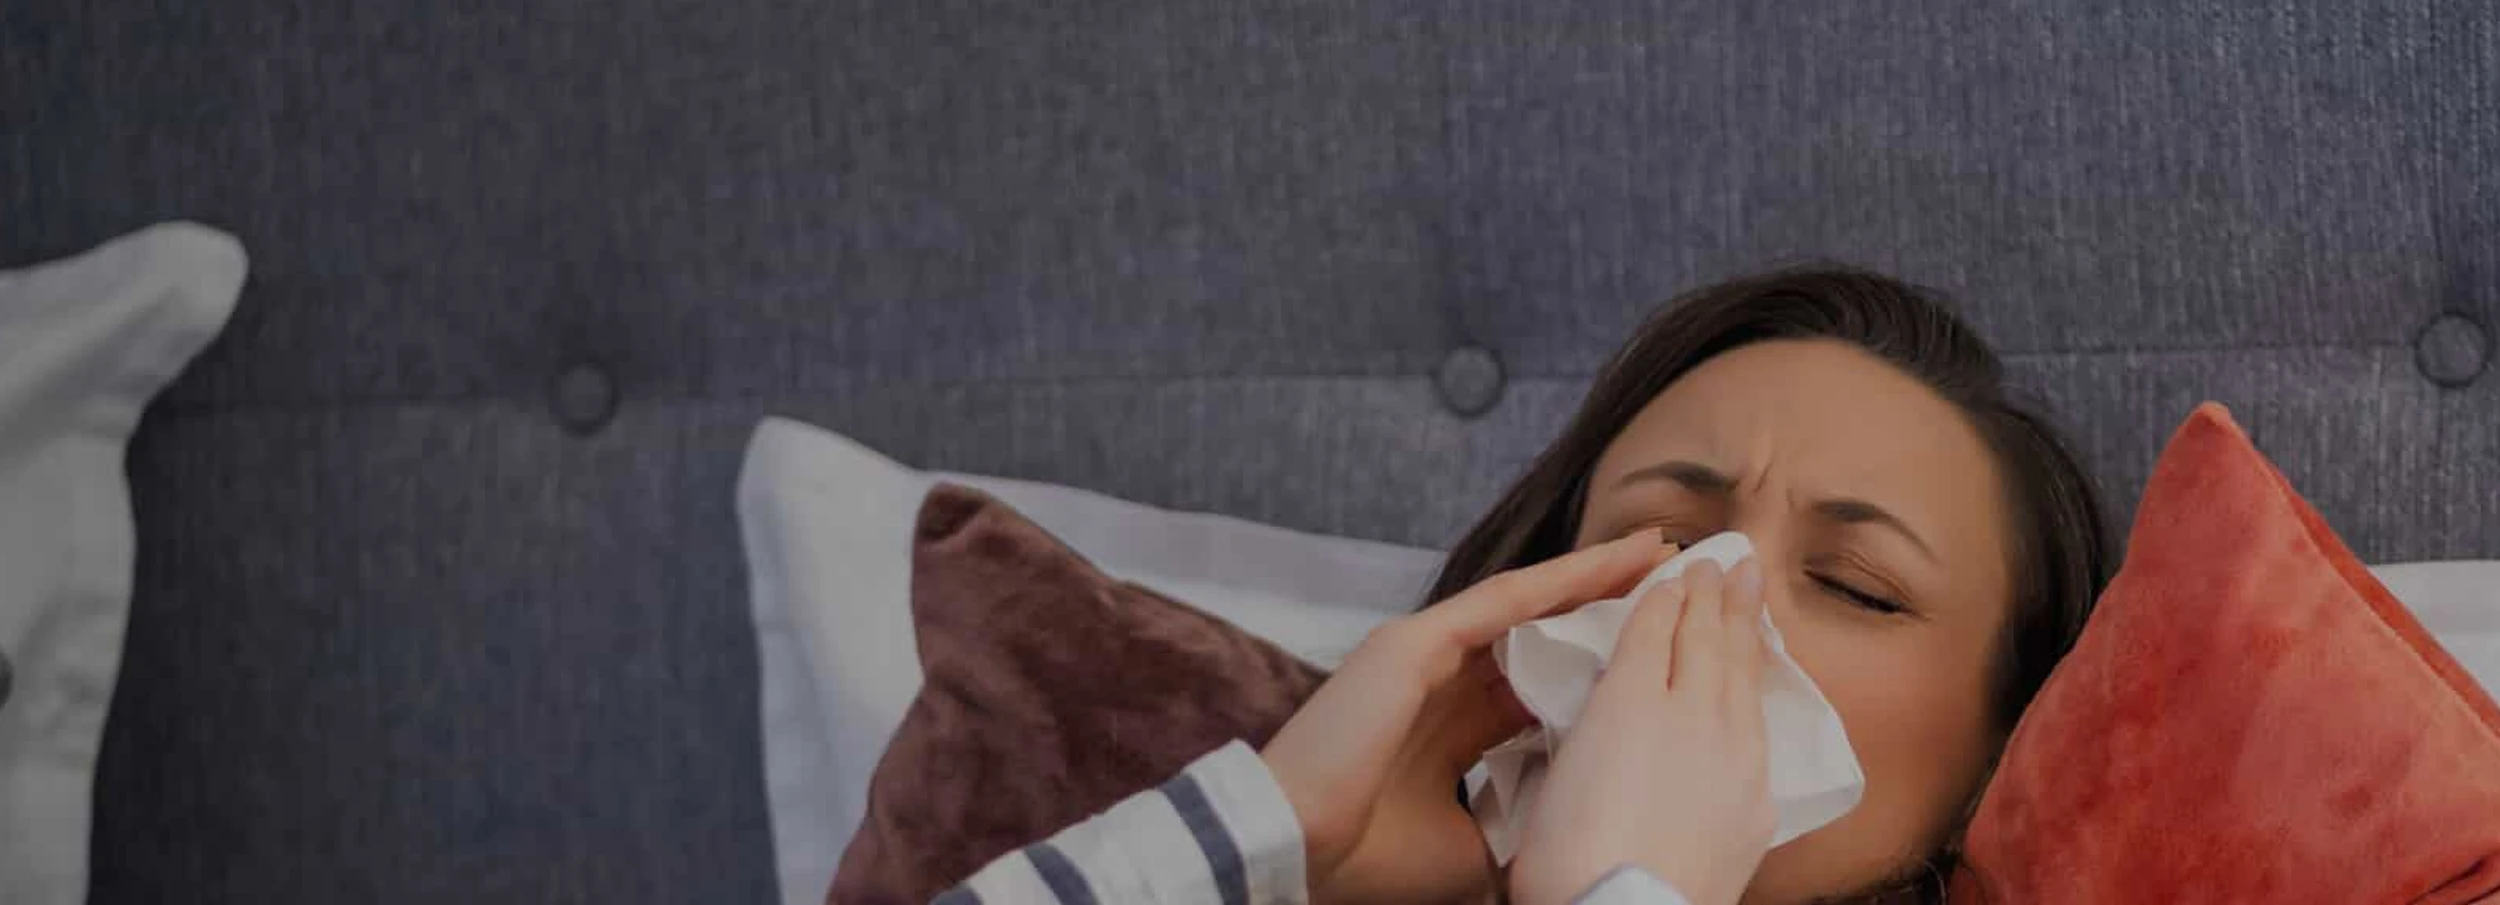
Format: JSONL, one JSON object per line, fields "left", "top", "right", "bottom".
{"left": 1618, "top": 519, "right": 1713, "bottom": 549}
{"left": 1812, "top": 573, "right": 1911, "bottom": 616}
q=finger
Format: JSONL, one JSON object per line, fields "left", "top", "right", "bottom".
{"left": 1421, "top": 529, "right": 1673, "bottom": 651}
{"left": 1425, "top": 651, "right": 1538, "bottom": 772}
{"left": 1726, "top": 555, "right": 1767, "bottom": 623}
{"left": 1339, "top": 621, "right": 1535, "bottom": 777}
{"left": 1669, "top": 559, "right": 1726, "bottom": 695}
{"left": 1722, "top": 557, "right": 1769, "bottom": 731}
{"left": 1273, "top": 643, "right": 1436, "bottom": 766}
{"left": 1597, "top": 574, "right": 1689, "bottom": 690}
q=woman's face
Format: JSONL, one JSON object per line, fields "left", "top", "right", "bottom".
{"left": 1569, "top": 339, "right": 2014, "bottom": 903}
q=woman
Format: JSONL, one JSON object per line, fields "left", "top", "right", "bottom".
{"left": 938, "top": 268, "right": 2113, "bottom": 905}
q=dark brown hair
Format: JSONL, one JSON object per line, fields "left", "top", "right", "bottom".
{"left": 1429, "top": 267, "right": 2113, "bottom": 900}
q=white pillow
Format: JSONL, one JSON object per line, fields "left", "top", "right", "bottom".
{"left": 2370, "top": 561, "right": 2500, "bottom": 694}
{"left": 737, "top": 418, "right": 1438, "bottom": 905}
{"left": 0, "top": 224, "right": 245, "bottom": 905}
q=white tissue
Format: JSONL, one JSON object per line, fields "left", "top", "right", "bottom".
{"left": 1467, "top": 532, "right": 1864, "bottom": 864}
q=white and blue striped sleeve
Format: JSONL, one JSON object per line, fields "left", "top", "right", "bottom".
{"left": 929, "top": 741, "right": 1695, "bottom": 905}
{"left": 934, "top": 740, "right": 1309, "bottom": 905}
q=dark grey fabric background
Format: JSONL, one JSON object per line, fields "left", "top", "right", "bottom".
{"left": 5, "top": 1, "right": 2497, "bottom": 903}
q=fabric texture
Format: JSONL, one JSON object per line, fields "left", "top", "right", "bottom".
{"left": 2373, "top": 561, "right": 2500, "bottom": 693}
{"left": 737, "top": 418, "right": 1429, "bottom": 905}
{"left": 831, "top": 484, "right": 1326, "bottom": 905}
{"left": 5, "top": 3, "right": 2499, "bottom": 903}
{"left": 944, "top": 742, "right": 1313, "bottom": 905}
{"left": 0, "top": 224, "right": 243, "bottom": 905}
{"left": 1952, "top": 404, "right": 2500, "bottom": 904}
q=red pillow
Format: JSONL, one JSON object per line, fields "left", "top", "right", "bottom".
{"left": 1954, "top": 404, "right": 2500, "bottom": 904}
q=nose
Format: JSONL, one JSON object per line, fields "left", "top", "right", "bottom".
{"left": 1724, "top": 514, "right": 1799, "bottom": 616}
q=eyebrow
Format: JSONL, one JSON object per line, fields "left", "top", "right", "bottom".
{"left": 1614, "top": 460, "right": 1940, "bottom": 563}
{"left": 1614, "top": 460, "right": 1737, "bottom": 496}
{"left": 1815, "top": 498, "right": 1939, "bottom": 563}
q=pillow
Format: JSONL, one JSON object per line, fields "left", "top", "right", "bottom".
{"left": 1, "top": 224, "right": 245, "bottom": 905}
{"left": 1953, "top": 404, "right": 2500, "bottom": 904}
{"left": 2372, "top": 561, "right": 2500, "bottom": 694}
{"left": 829, "top": 483, "right": 1326, "bottom": 904}
{"left": 736, "top": 418, "right": 1437, "bottom": 905}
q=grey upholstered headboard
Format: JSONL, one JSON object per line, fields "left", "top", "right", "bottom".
{"left": 6, "top": 1, "right": 2495, "bottom": 903}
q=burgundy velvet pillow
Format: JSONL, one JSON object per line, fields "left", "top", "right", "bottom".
{"left": 829, "top": 483, "right": 1328, "bottom": 905}
{"left": 1954, "top": 404, "right": 2500, "bottom": 904}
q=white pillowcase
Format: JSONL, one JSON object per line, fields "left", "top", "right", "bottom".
{"left": 738, "top": 415, "right": 2500, "bottom": 905}
{"left": 1, "top": 224, "right": 245, "bottom": 905}
{"left": 2370, "top": 561, "right": 2500, "bottom": 694}
{"left": 737, "top": 418, "right": 1439, "bottom": 905}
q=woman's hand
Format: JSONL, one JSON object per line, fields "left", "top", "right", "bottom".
{"left": 1509, "top": 557, "right": 1778, "bottom": 905}
{"left": 1260, "top": 531, "right": 1673, "bottom": 904}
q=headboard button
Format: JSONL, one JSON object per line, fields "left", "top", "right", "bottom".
{"left": 2415, "top": 314, "right": 2491, "bottom": 389}
{"left": 1436, "top": 345, "right": 1506, "bottom": 417}
{"left": 552, "top": 362, "right": 620, "bottom": 434}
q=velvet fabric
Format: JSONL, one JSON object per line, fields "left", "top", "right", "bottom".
{"left": 829, "top": 484, "right": 1326, "bottom": 905}
{"left": 1953, "top": 405, "right": 2500, "bottom": 904}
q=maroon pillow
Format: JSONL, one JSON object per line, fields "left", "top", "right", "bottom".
{"left": 829, "top": 483, "right": 1328, "bottom": 905}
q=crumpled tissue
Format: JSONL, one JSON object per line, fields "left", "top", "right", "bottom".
{"left": 1467, "top": 531, "right": 1865, "bottom": 863}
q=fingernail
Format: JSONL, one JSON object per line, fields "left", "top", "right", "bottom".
{"left": 1633, "top": 575, "right": 1683, "bottom": 607}
{"left": 1733, "top": 557, "right": 1765, "bottom": 599}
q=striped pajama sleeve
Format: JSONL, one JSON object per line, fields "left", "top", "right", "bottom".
{"left": 929, "top": 740, "right": 1694, "bottom": 905}
{"left": 936, "top": 741, "right": 1308, "bottom": 905}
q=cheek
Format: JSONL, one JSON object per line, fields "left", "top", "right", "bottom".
{"left": 1744, "top": 617, "right": 1999, "bottom": 902}
{"left": 1791, "top": 625, "right": 1996, "bottom": 785}
{"left": 1772, "top": 597, "right": 2000, "bottom": 789}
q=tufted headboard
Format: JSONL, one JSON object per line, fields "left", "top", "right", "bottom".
{"left": 6, "top": 1, "right": 2497, "bottom": 903}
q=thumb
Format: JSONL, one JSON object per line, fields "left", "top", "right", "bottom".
{"left": 1426, "top": 651, "right": 1536, "bottom": 776}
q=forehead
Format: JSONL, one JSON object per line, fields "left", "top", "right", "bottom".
{"left": 1589, "top": 339, "right": 2004, "bottom": 527}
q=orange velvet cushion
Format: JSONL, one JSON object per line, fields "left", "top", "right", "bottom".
{"left": 1954, "top": 404, "right": 2500, "bottom": 903}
